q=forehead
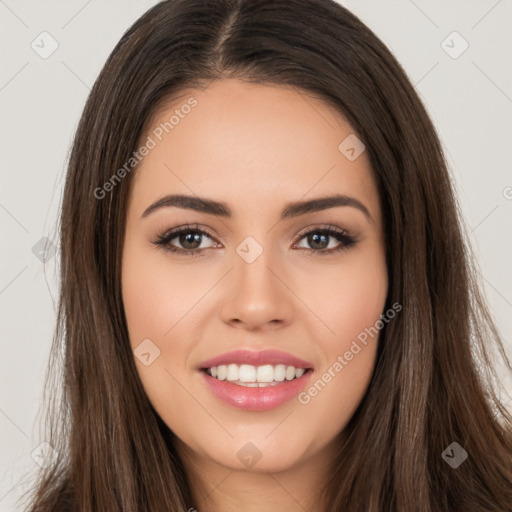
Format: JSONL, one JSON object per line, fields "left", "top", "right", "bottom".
{"left": 128, "top": 78, "right": 380, "bottom": 223}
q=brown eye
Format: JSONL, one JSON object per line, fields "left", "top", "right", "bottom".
{"left": 176, "top": 231, "right": 205, "bottom": 250}
{"left": 153, "top": 224, "right": 217, "bottom": 256}
{"left": 295, "top": 227, "right": 357, "bottom": 254}
{"left": 152, "top": 224, "right": 357, "bottom": 256}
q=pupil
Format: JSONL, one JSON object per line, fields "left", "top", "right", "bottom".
{"left": 181, "top": 232, "right": 201, "bottom": 249}
{"left": 309, "top": 233, "right": 328, "bottom": 250}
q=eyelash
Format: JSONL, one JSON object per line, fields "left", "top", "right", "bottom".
{"left": 152, "top": 223, "right": 357, "bottom": 257}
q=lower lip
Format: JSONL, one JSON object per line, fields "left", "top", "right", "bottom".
{"left": 200, "top": 369, "right": 314, "bottom": 411}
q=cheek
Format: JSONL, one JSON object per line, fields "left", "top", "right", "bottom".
{"left": 297, "top": 243, "right": 388, "bottom": 349}
{"left": 295, "top": 344, "right": 377, "bottom": 447}
{"left": 121, "top": 244, "right": 205, "bottom": 348}
{"left": 294, "top": 247, "right": 387, "bottom": 423}
{"left": 121, "top": 242, "right": 204, "bottom": 425}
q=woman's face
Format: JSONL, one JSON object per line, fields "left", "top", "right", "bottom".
{"left": 122, "top": 78, "right": 388, "bottom": 475}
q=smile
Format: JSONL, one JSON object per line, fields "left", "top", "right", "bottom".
{"left": 204, "top": 363, "right": 308, "bottom": 386}
{"left": 200, "top": 365, "right": 314, "bottom": 411}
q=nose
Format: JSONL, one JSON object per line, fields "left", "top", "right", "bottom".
{"left": 219, "top": 246, "right": 295, "bottom": 331}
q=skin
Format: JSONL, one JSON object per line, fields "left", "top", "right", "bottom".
{"left": 121, "top": 78, "right": 388, "bottom": 512}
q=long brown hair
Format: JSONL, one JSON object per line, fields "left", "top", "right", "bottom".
{"left": 24, "top": 0, "right": 512, "bottom": 510}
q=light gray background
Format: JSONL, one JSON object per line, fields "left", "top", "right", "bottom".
{"left": 1, "top": 1, "right": 511, "bottom": 510}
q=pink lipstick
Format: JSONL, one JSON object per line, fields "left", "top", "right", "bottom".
{"left": 198, "top": 349, "right": 314, "bottom": 411}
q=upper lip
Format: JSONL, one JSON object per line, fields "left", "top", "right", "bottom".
{"left": 198, "top": 349, "right": 313, "bottom": 370}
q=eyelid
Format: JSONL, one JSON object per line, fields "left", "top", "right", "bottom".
{"left": 294, "top": 223, "right": 347, "bottom": 239}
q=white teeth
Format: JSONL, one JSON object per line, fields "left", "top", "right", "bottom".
{"left": 216, "top": 365, "right": 227, "bottom": 380}
{"left": 256, "top": 364, "right": 274, "bottom": 383}
{"left": 239, "top": 364, "right": 257, "bottom": 382}
{"left": 274, "top": 364, "right": 286, "bottom": 381}
{"left": 227, "top": 363, "right": 238, "bottom": 381}
{"left": 205, "top": 363, "right": 308, "bottom": 384}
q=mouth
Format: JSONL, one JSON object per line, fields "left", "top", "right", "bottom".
{"left": 199, "top": 361, "right": 314, "bottom": 411}
{"left": 201, "top": 363, "right": 313, "bottom": 387}
{"left": 197, "top": 349, "right": 314, "bottom": 411}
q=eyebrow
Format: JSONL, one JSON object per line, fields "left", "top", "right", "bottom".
{"left": 141, "top": 193, "right": 372, "bottom": 223}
